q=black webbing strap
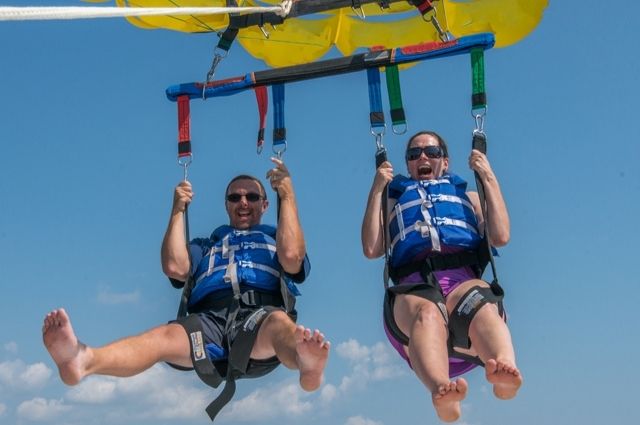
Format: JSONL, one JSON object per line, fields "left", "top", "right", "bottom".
{"left": 388, "top": 249, "right": 490, "bottom": 283}
{"left": 181, "top": 314, "right": 225, "bottom": 388}
{"left": 472, "top": 132, "right": 499, "bottom": 285}
{"left": 206, "top": 305, "right": 278, "bottom": 421}
{"left": 448, "top": 284, "right": 504, "bottom": 349}
{"left": 222, "top": 0, "right": 404, "bottom": 30}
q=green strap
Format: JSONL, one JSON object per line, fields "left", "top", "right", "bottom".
{"left": 470, "top": 48, "right": 486, "bottom": 110}
{"left": 385, "top": 65, "right": 406, "bottom": 129}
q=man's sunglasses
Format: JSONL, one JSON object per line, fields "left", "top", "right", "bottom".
{"left": 226, "top": 192, "right": 263, "bottom": 203}
{"left": 405, "top": 146, "right": 444, "bottom": 161}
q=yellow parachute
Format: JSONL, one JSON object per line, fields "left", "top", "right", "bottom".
{"left": 99, "top": 0, "right": 547, "bottom": 67}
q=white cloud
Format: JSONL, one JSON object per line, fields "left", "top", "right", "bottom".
{"left": 64, "top": 364, "right": 210, "bottom": 420}
{"left": 345, "top": 415, "right": 384, "bottom": 425}
{"left": 16, "top": 398, "right": 71, "bottom": 421}
{"left": 0, "top": 360, "right": 52, "bottom": 390}
{"left": 223, "top": 382, "right": 313, "bottom": 421}
{"left": 4, "top": 341, "right": 18, "bottom": 354}
{"left": 0, "top": 403, "right": 6, "bottom": 416}
{"left": 319, "top": 383, "right": 338, "bottom": 403}
{"left": 67, "top": 377, "right": 117, "bottom": 403}
{"left": 21, "top": 363, "right": 53, "bottom": 389}
{"left": 337, "top": 339, "right": 372, "bottom": 361}
{"left": 335, "top": 340, "right": 406, "bottom": 394}
{"left": 97, "top": 287, "right": 140, "bottom": 304}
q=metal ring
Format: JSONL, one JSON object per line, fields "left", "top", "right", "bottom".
{"left": 392, "top": 122, "right": 408, "bottom": 136}
{"left": 370, "top": 125, "right": 386, "bottom": 137}
{"left": 272, "top": 141, "right": 287, "bottom": 158}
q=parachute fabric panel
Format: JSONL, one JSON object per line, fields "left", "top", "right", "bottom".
{"left": 98, "top": 0, "right": 547, "bottom": 67}
{"left": 444, "top": 0, "right": 548, "bottom": 48}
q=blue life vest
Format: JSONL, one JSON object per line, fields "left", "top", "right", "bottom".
{"left": 388, "top": 173, "right": 481, "bottom": 268}
{"left": 188, "top": 224, "right": 301, "bottom": 306}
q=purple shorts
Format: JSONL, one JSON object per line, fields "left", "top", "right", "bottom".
{"left": 384, "top": 265, "right": 479, "bottom": 378}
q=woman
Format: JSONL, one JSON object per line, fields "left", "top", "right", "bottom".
{"left": 361, "top": 131, "right": 522, "bottom": 422}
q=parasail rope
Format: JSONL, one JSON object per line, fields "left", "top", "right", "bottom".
{"left": 0, "top": 2, "right": 293, "bottom": 21}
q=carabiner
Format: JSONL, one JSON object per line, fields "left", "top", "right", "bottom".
{"left": 272, "top": 141, "right": 287, "bottom": 159}
{"left": 178, "top": 154, "right": 192, "bottom": 181}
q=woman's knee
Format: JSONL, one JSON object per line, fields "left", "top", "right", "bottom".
{"left": 413, "top": 302, "right": 446, "bottom": 328}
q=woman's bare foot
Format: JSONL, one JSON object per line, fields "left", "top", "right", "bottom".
{"left": 42, "top": 308, "right": 89, "bottom": 385}
{"left": 432, "top": 378, "right": 468, "bottom": 422}
{"left": 485, "top": 358, "right": 522, "bottom": 400}
{"left": 294, "top": 326, "right": 330, "bottom": 391}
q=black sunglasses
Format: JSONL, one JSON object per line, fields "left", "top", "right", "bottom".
{"left": 406, "top": 145, "right": 444, "bottom": 161}
{"left": 226, "top": 192, "right": 263, "bottom": 203}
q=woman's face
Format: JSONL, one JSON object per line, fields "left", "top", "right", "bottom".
{"left": 406, "top": 133, "right": 449, "bottom": 180}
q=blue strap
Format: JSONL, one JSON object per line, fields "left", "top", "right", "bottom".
{"left": 272, "top": 83, "right": 286, "bottom": 155}
{"left": 366, "top": 67, "right": 385, "bottom": 131}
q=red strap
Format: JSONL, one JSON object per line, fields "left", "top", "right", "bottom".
{"left": 400, "top": 39, "right": 457, "bottom": 55}
{"left": 177, "top": 95, "right": 191, "bottom": 157}
{"left": 254, "top": 86, "right": 268, "bottom": 152}
{"left": 416, "top": 0, "right": 434, "bottom": 15}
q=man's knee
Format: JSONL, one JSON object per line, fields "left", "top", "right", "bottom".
{"left": 263, "top": 309, "right": 292, "bottom": 326}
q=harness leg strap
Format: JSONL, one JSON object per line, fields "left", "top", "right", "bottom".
{"left": 448, "top": 283, "right": 504, "bottom": 350}
{"left": 206, "top": 306, "right": 282, "bottom": 422}
{"left": 383, "top": 279, "right": 448, "bottom": 345}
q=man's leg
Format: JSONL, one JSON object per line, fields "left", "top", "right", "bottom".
{"left": 43, "top": 308, "right": 192, "bottom": 385}
{"left": 446, "top": 280, "right": 522, "bottom": 399}
{"left": 250, "top": 310, "right": 330, "bottom": 391}
{"left": 394, "top": 294, "right": 467, "bottom": 423}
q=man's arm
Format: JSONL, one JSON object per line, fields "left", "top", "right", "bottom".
{"left": 267, "top": 158, "right": 306, "bottom": 275}
{"left": 161, "top": 181, "right": 193, "bottom": 281}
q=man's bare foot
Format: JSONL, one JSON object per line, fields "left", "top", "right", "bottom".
{"left": 42, "top": 308, "right": 89, "bottom": 385}
{"left": 432, "top": 378, "right": 468, "bottom": 423}
{"left": 485, "top": 359, "right": 522, "bottom": 400}
{"left": 294, "top": 325, "right": 330, "bottom": 391}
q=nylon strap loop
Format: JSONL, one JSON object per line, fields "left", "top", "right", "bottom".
{"left": 177, "top": 95, "right": 192, "bottom": 158}
{"left": 272, "top": 84, "right": 286, "bottom": 157}
{"left": 254, "top": 86, "right": 268, "bottom": 154}
{"left": 385, "top": 64, "right": 407, "bottom": 133}
{"left": 367, "top": 67, "right": 385, "bottom": 130}
{"left": 471, "top": 48, "right": 486, "bottom": 110}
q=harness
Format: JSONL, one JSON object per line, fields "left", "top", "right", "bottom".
{"left": 175, "top": 225, "right": 297, "bottom": 421}
{"left": 381, "top": 169, "right": 504, "bottom": 367}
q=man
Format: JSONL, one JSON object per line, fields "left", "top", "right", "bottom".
{"left": 43, "top": 157, "right": 329, "bottom": 417}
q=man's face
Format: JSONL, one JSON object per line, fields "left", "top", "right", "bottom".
{"left": 225, "top": 179, "right": 268, "bottom": 229}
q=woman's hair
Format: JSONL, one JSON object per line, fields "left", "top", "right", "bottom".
{"left": 405, "top": 130, "right": 450, "bottom": 159}
{"left": 225, "top": 175, "right": 267, "bottom": 200}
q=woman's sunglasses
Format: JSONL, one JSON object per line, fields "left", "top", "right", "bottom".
{"left": 405, "top": 146, "right": 444, "bottom": 161}
{"left": 226, "top": 192, "right": 263, "bottom": 203}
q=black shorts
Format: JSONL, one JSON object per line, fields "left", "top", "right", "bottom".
{"left": 170, "top": 304, "right": 292, "bottom": 378}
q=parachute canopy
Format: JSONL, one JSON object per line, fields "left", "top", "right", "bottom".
{"left": 100, "top": 0, "right": 548, "bottom": 67}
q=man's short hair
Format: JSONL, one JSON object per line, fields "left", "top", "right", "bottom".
{"left": 225, "top": 175, "right": 267, "bottom": 200}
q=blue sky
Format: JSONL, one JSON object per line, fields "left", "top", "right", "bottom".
{"left": 1, "top": 1, "right": 639, "bottom": 424}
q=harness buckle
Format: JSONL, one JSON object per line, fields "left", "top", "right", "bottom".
{"left": 241, "top": 290, "right": 257, "bottom": 306}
